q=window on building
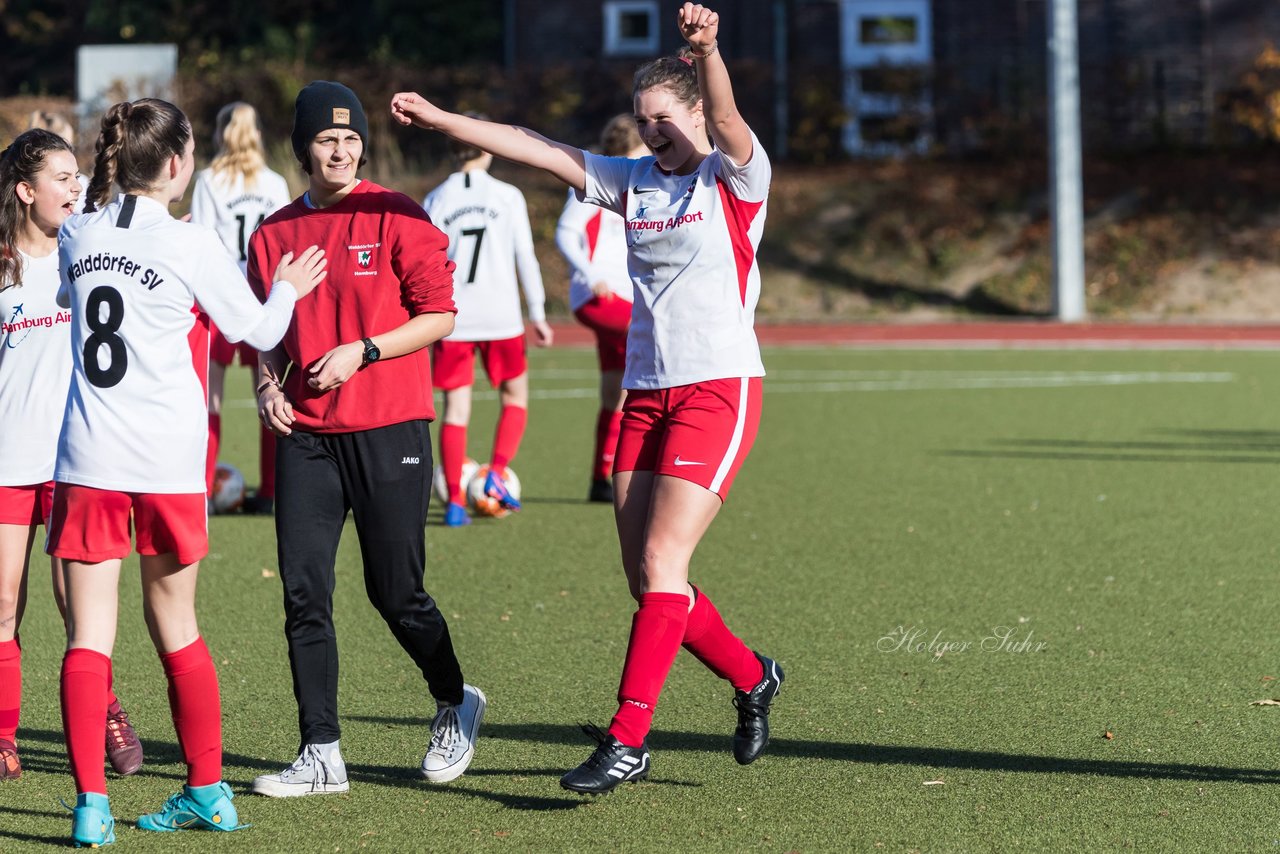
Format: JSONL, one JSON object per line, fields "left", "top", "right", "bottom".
{"left": 859, "top": 16, "right": 919, "bottom": 45}
{"left": 605, "top": 1, "right": 659, "bottom": 56}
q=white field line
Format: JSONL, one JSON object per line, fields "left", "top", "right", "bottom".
{"left": 226, "top": 370, "right": 1234, "bottom": 406}
{"left": 766, "top": 342, "right": 1280, "bottom": 352}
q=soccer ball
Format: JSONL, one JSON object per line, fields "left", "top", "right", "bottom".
{"left": 211, "top": 462, "right": 246, "bottom": 514}
{"left": 467, "top": 464, "right": 521, "bottom": 518}
{"left": 433, "top": 457, "right": 479, "bottom": 504}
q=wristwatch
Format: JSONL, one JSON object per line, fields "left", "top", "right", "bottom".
{"left": 361, "top": 337, "right": 381, "bottom": 366}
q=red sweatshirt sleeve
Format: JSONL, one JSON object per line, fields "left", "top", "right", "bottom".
{"left": 387, "top": 196, "right": 457, "bottom": 317}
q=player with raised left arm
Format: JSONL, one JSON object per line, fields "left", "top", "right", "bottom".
{"left": 393, "top": 3, "right": 784, "bottom": 795}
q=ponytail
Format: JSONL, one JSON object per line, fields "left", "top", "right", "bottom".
{"left": 210, "top": 102, "right": 266, "bottom": 188}
{"left": 632, "top": 49, "right": 702, "bottom": 109}
{"left": 85, "top": 98, "right": 191, "bottom": 213}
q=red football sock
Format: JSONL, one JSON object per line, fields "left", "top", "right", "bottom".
{"left": 608, "top": 592, "right": 689, "bottom": 748}
{"left": 61, "top": 648, "right": 111, "bottom": 795}
{"left": 593, "top": 408, "right": 622, "bottom": 480}
{"left": 206, "top": 412, "right": 221, "bottom": 497}
{"left": 490, "top": 405, "right": 528, "bottom": 472}
{"left": 683, "top": 586, "right": 764, "bottom": 693}
{"left": 440, "top": 423, "right": 468, "bottom": 504}
{"left": 161, "top": 637, "right": 222, "bottom": 787}
{"left": 259, "top": 425, "right": 276, "bottom": 499}
{"left": 0, "top": 639, "right": 20, "bottom": 744}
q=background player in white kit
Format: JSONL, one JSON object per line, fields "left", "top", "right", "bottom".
{"left": 49, "top": 98, "right": 325, "bottom": 846}
{"left": 190, "top": 101, "right": 293, "bottom": 513}
{"left": 0, "top": 129, "right": 141, "bottom": 782}
{"left": 394, "top": 2, "right": 783, "bottom": 795}
{"left": 423, "top": 132, "right": 553, "bottom": 526}
{"left": 555, "top": 115, "right": 645, "bottom": 503}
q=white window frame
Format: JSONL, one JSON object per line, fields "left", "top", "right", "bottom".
{"left": 604, "top": 1, "right": 660, "bottom": 57}
{"left": 840, "top": 0, "right": 934, "bottom": 155}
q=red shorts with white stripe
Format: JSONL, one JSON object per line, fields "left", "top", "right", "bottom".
{"left": 432, "top": 335, "right": 528, "bottom": 390}
{"left": 209, "top": 319, "right": 259, "bottom": 368}
{"left": 0, "top": 482, "right": 55, "bottom": 526}
{"left": 573, "top": 294, "right": 631, "bottom": 373}
{"left": 47, "top": 484, "right": 209, "bottom": 565}
{"left": 614, "top": 377, "right": 762, "bottom": 499}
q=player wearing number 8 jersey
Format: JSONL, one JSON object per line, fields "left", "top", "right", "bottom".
{"left": 190, "top": 102, "right": 292, "bottom": 513}
{"left": 394, "top": 2, "right": 783, "bottom": 796}
{"left": 49, "top": 97, "right": 326, "bottom": 846}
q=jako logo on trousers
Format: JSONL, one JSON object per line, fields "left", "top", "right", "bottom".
{"left": 401, "top": 456, "right": 420, "bottom": 464}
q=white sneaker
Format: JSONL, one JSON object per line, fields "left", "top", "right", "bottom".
{"left": 252, "top": 742, "right": 350, "bottom": 797}
{"left": 421, "top": 684, "right": 485, "bottom": 782}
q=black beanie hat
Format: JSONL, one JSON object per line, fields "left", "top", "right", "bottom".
{"left": 291, "top": 81, "right": 369, "bottom": 159}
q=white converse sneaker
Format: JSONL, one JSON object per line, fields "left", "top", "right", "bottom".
{"left": 421, "top": 684, "right": 485, "bottom": 782}
{"left": 252, "top": 742, "right": 350, "bottom": 797}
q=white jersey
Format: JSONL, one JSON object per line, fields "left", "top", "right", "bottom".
{"left": 190, "top": 167, "right": 292, "bottom": 273}
{"left": 581, "top": 133, "right": 771, "bottom": 389}
{"left": 423, "top": 169, "right": 545, "bottom": 342}
{"left": 0, "top": 250, "right": 73, "bottom": 485}
{"left": 556, "top": 190, "right": 632, "bottom": 311}
{"left": 56, "top": 194, "right": 298, "bottom": 493}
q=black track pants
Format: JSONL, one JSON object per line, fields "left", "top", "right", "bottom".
{"left": 273, "top": 419, "right": 464, "bottom": 745}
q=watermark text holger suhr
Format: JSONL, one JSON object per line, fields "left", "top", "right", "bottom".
{"left": 878, "top": 625, "right": 1047, "bottom": 660}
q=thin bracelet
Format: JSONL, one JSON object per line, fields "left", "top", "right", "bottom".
{"left": 690, "top": 41, "right": 718, "bottom": 59}
{"left": 256, "top": 380, "right": 280, "bottom": 396}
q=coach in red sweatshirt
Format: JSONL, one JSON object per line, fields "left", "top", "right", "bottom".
{"left": 246, "top": 81, "right": 486, "bottom": 797}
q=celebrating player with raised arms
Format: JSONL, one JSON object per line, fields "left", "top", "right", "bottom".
{"left": 190, "top": 101, "right": 293, "bottom": 513}
{"left": 393, "top": 2, "right": 783, "bottom": 794}
{"left": 423, "top": 129, "right": 553, "bottom": 526}
{"left": 50, "top": 98, "right": 326, "bottom": 845}
{"left": 555, "top": 115, "right": 646, "bottom": 503}
{"left": 0, "top": 129, "right": 142, "bottom": 783}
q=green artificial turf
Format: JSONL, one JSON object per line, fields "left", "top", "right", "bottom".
{"left": 6, "top": 345, "right": 1280, "bottom": 851}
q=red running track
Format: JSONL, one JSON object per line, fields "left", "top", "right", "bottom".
{"left": 545, "top": 321, "right": 1280, "bottom": 348}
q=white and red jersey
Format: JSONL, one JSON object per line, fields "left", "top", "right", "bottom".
{"left": 555, "top": 190, "right": 632, "bottom": 311}
{"left": 190, "top": 166, "right": 292, "bottom": 273}
{"left": 0, "top": 250, "right": 73, "bottom": 486}
{"left": 580, "top": 132, "right": 771, "bottom": 390}
{"left": 56, "top": 194, "right": 299, "bottom": 493}
{"left": 423, "top": 169, "right": 545, "bottom": 342}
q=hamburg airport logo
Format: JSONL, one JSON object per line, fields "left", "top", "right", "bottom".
{"left": 3, "top": 304, "right": 70, "bottom": 348}
{"left": 357, "top": 250, "right": 372, "bottom": 267}
{"left": 5, "top": 304, "right": 28, "bottom": 348}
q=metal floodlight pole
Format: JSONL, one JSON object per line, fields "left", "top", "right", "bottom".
{"left": 1048, "top": 0, "right": 1086, "bottom": 322}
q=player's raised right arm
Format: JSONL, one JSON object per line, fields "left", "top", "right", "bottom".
{"left": 391, "top": 92, "right": 587, "bottom": 193}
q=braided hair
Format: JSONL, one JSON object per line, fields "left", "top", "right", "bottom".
{"left": 85, "top": 98, "right": 191, "bottom": 213}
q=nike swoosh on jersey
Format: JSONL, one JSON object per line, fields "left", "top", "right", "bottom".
{"left": 633, "top": 186, "right": 659, "bottom": 194}
{"left": 673, "top": 456, "right": 706, "bottom": 467}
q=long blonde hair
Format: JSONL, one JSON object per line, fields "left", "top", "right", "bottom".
{"left": 28, "top": 110, "right": 75, "bottom": 146}
{"left": 209, "top": 102, "right": 265, "bottom": 188}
